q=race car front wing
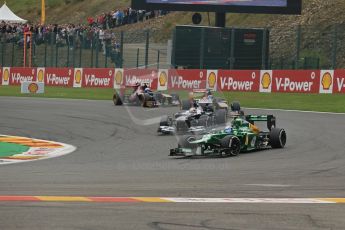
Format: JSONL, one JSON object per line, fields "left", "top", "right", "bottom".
{"left": 158, "top": 126, "right": 207, "bottom": 135}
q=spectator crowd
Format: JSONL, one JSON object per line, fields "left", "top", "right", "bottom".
{"left": 0, "top": 7, "right": 168, "bottom": 66}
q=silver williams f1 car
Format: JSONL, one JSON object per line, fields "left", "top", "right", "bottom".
{"left": 158, "top": 90, "right": 241, "bottom": 135}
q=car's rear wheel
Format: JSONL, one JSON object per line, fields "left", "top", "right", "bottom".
{"left": 113, "top": 92, "right": 123, "bottom": 106}
{"left": 214, "top": 109, "right": 227, "bottom": 125}
{"left": 154, "top": 92, "right": 163, "bottom": 104}
{"left": 220, "top": 135, "right": 241, "bottom": 157}
{"left": 142, "top": 93, "right": 155, "bottom": 107}
{"left": 231, "top": 101, "right": 241, "bottom": 112}
{"left": 159, "top": 115, "right": 172, "bottom": 127}
{"left": 181, "top": 100, "right": 191, "bottom": 110}
{"left": 269, "top": 128, "right": 287, "bottom": 148}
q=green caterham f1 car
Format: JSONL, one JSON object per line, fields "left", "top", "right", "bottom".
{"left": 170, "top": 115, "right": 286, "bottom": 157}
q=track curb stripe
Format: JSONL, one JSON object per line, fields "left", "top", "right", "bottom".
{"left": 0, "top": 196, "right": 343, "bottom": 204}
{"left": 0, "top": 135, "right": 76, "bottom": 165}
{"left": 36, "top": 196, "right": 92, "bottom": 202}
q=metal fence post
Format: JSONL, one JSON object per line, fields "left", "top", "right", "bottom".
{"left": 11, "top": 42, "right": 15, "bottom": 66}
{"left": 91, "top": 35, "right": 94, "bottom": 68}
{"left": 95, "top": 35, "right": 99, "bottom": 68}
{"left": 120, "top": 31, "right": 124, "bottom": 68}
{"left": 171, "top": 28, "right": 176, "bottom": 68}
{"left": 200, "top": 28, "right": 205, "bottom": 69}
{"left": 136, "top": 48, "right": 139, "bottom": 68}
{"left": 145, "top": 30, "right": 149, "bottom": 68}
{"left": 331, "top": 24, "right": 338, "bottom": 70}
{"left": 3, "top": 40, "right": 7, "bottom": 66}
{"left": 32, "top": 34, "right": 36, "bottom": 66}
{"left": 55, "top": 42, "right": 59, "bottom": 67}
{"left": 44, "top": 39, "right": 47, "bottom": 67}
{"left": 295, "top": 25, "right": 301, "bottom": 69}
{"left": 261, "top": 28, "right": 268, "bottom": 70}
{"left": 30, "top": 35, "right": 34, "bottom": 67}
{"left": 50, "top": 32, "right": 54, "bottom": 67}
{"left": 67, "top": 38, "right": 70, "bottom": 67}
{"left": 79, "top": 35, "right": 83, "bottom": 67}
{"left": 230, "top": 28, "right": 235, "bottom": 69}
{"left": 72, "top": 36, "right": 76, "bottom": 68}
{"left": 1, "top": 38, "right": 5, "bottom": 67}
{"left": 105, "top": 44, "right": 108, "bottom": 68}
{"left": 157, "top": 50, "right": 160, "bottom": 69}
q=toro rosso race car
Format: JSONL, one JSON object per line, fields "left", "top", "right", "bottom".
{"left": 158, "top": 90, "right": 241, "bottom": 135}
{"left": 113, "top": 82, "right": 180, "bottom": 107}
{"left": 170, "top": 114, "right": 286, "bottom": 157}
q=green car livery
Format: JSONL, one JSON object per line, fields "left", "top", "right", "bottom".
{"left": 170, "top": 115, "right": 286, "bottom": 157}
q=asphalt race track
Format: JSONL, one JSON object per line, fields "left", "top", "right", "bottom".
{"left": 0, "top": 97, "right": 345, "bottom": 230}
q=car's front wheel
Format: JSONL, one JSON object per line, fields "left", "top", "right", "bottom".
{"left": 269, "top": 128, "right": 287, "bottom": 148}
{"left": 220, "top": 135, "right": 241, "bottom": 157}
{"left": 113, "top": 92, "right": 123, "bottom": 106}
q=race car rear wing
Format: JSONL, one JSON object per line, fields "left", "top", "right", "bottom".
{"left": 245, "top": 115, "right": 276, "bottom": 131}
{"left": 193, "top": 89, "right": 215, "bottom": 93}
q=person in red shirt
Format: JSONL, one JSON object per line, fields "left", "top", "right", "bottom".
{"left": 87, "top": 17, "right": 94, "bottom": 27}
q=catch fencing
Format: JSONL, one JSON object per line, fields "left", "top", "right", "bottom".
{"left": 1, "top": 24, "right": 345, "bottom": 70}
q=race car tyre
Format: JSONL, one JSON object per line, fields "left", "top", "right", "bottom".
{"left": 159, "top": 115, "right": 172, "bottom": 127}
{"left": 231, "top": 101, "right": 241, "bottom": 112}
{"left": 142, "top": 93, "right": 155, "bottom": 107}
{"left": 215, "top": 109, "right": 227, "bottom": 125}
{"left": 220, "top": 135, "right": 241, "bottom": 157}
{"left": 135, "top": 94, "right": 143, "bottom": 106}
{"left": 178, "top": 135, "right": 198, "bottom": 149}
{"left": 181, "top": 100, "right": 192, "bottom": 110}
{"left": 269, "top": 128, "right": 287, "bottom": 148}
{"left": 113, "top": 92, "right": 123, "bottom": 106}
{"left": 198, "top": 115, "right": 209, "bottom": 127}
{"left": 154, "top": 92, "right": 163, "bottom": 104}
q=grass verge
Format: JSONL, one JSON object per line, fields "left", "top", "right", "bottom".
{"left": 1, "top": 86, "right": 345, "bottom": 113}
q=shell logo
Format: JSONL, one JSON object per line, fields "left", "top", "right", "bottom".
{"left": 37, "top": 69, "right": 44, "bottom": 82}
{"left": 208, "top": 72, "right": 216, "bottom": 88}
{"left": 261, "top": 72, "right": 271, "bottom": 89}
{"left": 28, "top": 83, "right": 39, "bottom": 93}
{"left": 3, "top": 69, "right": 9, "bottom": 82}
{"left": 159, "top": 71, "right": 167, "bottom": 87}
{"left": 75, "top": 70, "right": 82, "bottom": 84}
{"left": 321, "top": 72, "right": 332, "bottom": 90}
{"left": 115, "top": 70, "right": 123, "bottom": 85}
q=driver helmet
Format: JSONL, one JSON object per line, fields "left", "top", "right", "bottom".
{"left": 189, "top": 107, "right": 197, "bottom": 113}
{"left": 224, "top": 126, "right": 232, "bottom": 134}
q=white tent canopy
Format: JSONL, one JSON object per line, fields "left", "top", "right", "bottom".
{"left": 0, "top": 3, "right": 27, "bottom": 23}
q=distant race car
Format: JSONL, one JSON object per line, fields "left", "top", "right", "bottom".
{"left": 170, "top": 114, "right": 286, "bottom": 157}
{"left": 158, "top": 89, "right": 241, "bottom": 135}
{"left": 113, "top": 83, "right": 180, "bottom": 107}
